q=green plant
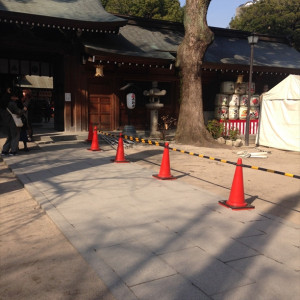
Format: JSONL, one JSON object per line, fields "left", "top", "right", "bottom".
{"left": 158, "top": 115, "right": 177, "bottom": 140}
{"left": 228, "top": 127, "right": 240, "bottom": 141}
{"left": 206, "top": 119, "right": 224, "bottom": 139}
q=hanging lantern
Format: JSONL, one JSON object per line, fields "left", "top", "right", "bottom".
{"left": 126, "top": 93, "right": 136, "bottom": 109}
{"left": 95, "top": 65, "right": 104, "bottom": 77}
{"left": 236, "top": 75, "right": 244, "bottom": 83}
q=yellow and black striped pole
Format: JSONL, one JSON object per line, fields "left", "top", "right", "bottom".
{"left": 99, "top": 131, "right": 300, "bottom": 179}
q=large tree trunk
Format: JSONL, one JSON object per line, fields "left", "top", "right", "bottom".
{"left": 175, "top": 0, "right": 214, "bottom": 146}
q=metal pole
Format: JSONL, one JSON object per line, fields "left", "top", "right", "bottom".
{"left": 245, "top": 43, "right": 254, "bottom": 146}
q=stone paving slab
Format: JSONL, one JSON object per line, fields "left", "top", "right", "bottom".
{"left": 220, "top": 255, "right": 300, "bottom": 300}
{"left": 237, "top": 234, "right": 300, "bottom": 270}
{"left": 130, "top": 274, "right": 210, "bottom": 300}
{"left": 97, "top": 240, "right": 177, "bottom": 287}
{"left": 251, "top": 219, "right": 300, "bottom": 245}
{"left": 137, "top": 229, "right": 195, "bottom": 255}
{"left": 159, "top": 247, "right": 254, "bottom": 296}
{"left": 182, "top": 226, "right": 260, "bottom": 262}
{"left": 2, "top": 139, "right": 300, "bottom": 300}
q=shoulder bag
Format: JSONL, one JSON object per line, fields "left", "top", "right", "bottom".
{"left": 6, "top": 108, "right": 23, "bottom": 127}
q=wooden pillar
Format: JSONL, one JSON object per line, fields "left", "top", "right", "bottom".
{"left": 53, "top": 55, "right": 65, "bottom": 131}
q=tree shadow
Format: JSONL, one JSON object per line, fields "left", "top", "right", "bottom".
{"left": 2, "top": 136, "right": 299, "bottom": 299}
{"left": 97, "top": 191, "right": 299, "bottom": 299}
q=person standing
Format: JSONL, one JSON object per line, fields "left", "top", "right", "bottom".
{"left": 16, "top": 94, "right": 29, "bottom": 152}
{"left": 22, "top": 89, "right": 33, "bottom": 141}
{"left": 1, "top": 87, "right": 28, "bottom": 156}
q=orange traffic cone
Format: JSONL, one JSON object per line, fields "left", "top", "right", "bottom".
{"left": 219, "top": 158, "right": 254, "bottom": 210}
{"left": 153, "top": 142, "right": 176, "bottom": 180}
{"left": 88, "top": 126, "right": 101, "bottom": 151}
{"left": 111, "top": 133, "right": 129, "bottom": 163}
{"left": 86, "top": 123, "right": 93, "bottom": 142}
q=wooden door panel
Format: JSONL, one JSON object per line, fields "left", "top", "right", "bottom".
{"left": 100, "top": 115, "right": 110, "bottom": 128}
{"left": 88, "top": 95, "right": 112, "bottom": 130}
{"left": 89, "top": 100, "right": 100, "bottom": 112}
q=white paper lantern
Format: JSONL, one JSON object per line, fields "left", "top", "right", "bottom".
{"left": 126, "top": 93, "right": 136, "bottom": 109}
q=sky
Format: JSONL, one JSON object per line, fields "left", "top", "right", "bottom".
{"left": 179, "top": 0, "right": 248, "bottom": 28}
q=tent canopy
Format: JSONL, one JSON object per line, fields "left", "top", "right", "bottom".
{"left": 256, "top": 75, "right": 300, "bottom": 152}
{"left": 262, "top": 75, "right": 300, "bottom": 101}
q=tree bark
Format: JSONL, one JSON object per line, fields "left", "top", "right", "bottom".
{"left": 175, "top": 0, "right": 215, "bottom": 146}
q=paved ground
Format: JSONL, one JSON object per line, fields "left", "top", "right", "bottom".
{"left": 0, "top": 126, "right": 299, "bottom": 300}
{"left": 0, "top": 142, "right": 116, "bottom": 299}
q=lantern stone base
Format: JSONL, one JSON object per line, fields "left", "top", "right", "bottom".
{"left": 146, "top": 103, "right": 164, "bottom": 139}
{"left": 122, "top": 125, "right": 136, "bottom": 137}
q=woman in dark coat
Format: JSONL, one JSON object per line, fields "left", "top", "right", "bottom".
{"left": 1, "top": 87, "right": 28, "bottom": 156}
{"left": 22, "top": 89, "right": 33, "bottom": 141}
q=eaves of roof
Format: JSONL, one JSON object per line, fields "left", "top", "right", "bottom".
{"left": 205, "top": 35, "right": 300, "bottom": 69}
{"left": 0, "top": 0, "right": 127, "bottom": 32}
{"left": 85, "top": 14, "right": 300, "bottom": 70}
{"left": 82, "top": 20, "right": 300, "bottom": 70}
{"left": 81, "top": 21, "right": 181, "bottom": 64}
{"left": 84, "top": 43, "right": 175, "bottom": 62}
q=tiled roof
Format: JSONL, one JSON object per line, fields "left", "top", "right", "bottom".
{"left": 3, "top": 0, "right": 298, "bottom": 70}
{"left": 0, "top": 0, "right": 126, "bottom": 31}
{"left": 83, "top": 24, "right": 179, "bottom": 62}
{"left": 205, "top": 34, "right": 300, "bottom": 69}
{"left": 84, "top": 16, "right": 300, "bottom": 70}
{"left": 119, "top": 23, "right": 182, "bottom": 55}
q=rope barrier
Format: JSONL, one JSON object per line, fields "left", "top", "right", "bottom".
{"left": 99, "top": 131, "right": 300, "bottom": 179}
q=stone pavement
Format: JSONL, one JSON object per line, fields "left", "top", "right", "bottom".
{"left": 0, "top": 158, "right": 116, "bottom": 300}
{"left": 1, "top": 128, "right": 299, "bottom": 300}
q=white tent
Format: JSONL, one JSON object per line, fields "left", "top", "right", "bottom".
{"left": 256, "top": 75, "right": 300, "bottom": 151}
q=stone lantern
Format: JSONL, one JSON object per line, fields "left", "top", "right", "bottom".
{"left": 143, "top": 81, "right": 166, "bottom": 138}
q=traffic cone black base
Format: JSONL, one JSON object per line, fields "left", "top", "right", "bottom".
{"left": 152, "top": 174, "right": 176, "bottom": 180}
{"left": 218, "top": 200, "right": 254, "bottom": 210}
{"left": 111, "top": 158, "right": 130, "bottom": 163}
